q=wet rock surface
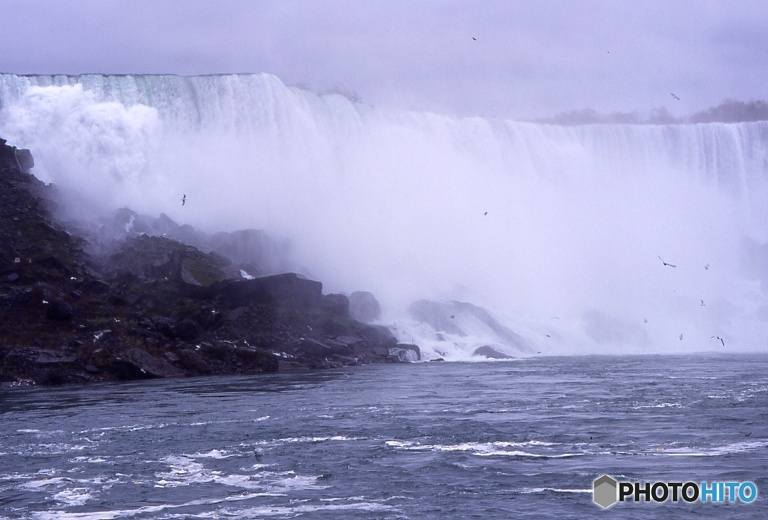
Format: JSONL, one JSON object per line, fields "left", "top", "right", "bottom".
{"left": 0, "top": 139, "right": 410, "bottom": 387}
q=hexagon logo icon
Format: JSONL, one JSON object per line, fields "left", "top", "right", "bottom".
{"left": 593, "top": 474, "right": 618, "bottom": 509}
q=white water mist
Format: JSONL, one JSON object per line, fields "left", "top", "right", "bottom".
{"left": 1, "top": 73, "right": 767, "bottom": 359}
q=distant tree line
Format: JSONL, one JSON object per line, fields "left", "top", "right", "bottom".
{"left": 540, "top": 99, "right": 768, "bottom": 125}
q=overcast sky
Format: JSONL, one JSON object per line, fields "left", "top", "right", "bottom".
{"left": 1, "top": 0, "right": 766, "bottom": 120}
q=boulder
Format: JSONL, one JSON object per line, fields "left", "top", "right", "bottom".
{"left": 233, "top": 347, "right": 279, "bottom": 372}
{"left": 45, "top": 299, "right": 73, "bottom": 322}
{"left": 175, "top": 318, "right": 202, "bottom": 342}
{"left": 349, "top": 291, "right": 381, "bottom": 322}
{"left": 472, "top": 345, "right": 514, "bottom": 359}
{"left": 326, "top": 335, "right": 363, "bottom": 356}
{"left": 210, "top": 272, "right": 323, "bottom": 309}
{"left": 322, "top": 293, "right": 349, "bottom": 316}
{"left": 356, "top": 324, "right": 397, "bottom": 352}
{"left": 295, "top": 337, "right": 333, "bottom": 358}
{"left": 15, "top": 149, "right": 34, "bottom": 171}
{"left": 177, "top": 349, "right": 213, "bottom": 374}
{"left": 112, "top": 348, "right": 185, "bottom": 379}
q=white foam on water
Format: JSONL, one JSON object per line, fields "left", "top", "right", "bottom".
{"left": 189, "top": 449, "right": 236, "bottom": 460}
{"left": 154, "top": 455, "right": 325, "bottom": 494}
{"left": 518, "top": 487, "right": 592, "bottom": 494}
{"left": 631, "top": 401, "right": 683, "bottom": 409}
{"left": 250, "top": 435, "right": 364, "bottom": 447}
{"left": 385, "top": 439, "right": 578, "bottom": 458}
{"left": 201, "top": 501, "right": 396, "bottom": 519}
{"left": 70, "top": 456, "right": 109, "bottom": 464}
{"left": 664, "top": 440, "right": 766, "bottom": 457}
{"left": 52, "top": 487, "right": 94, "bottom": 507}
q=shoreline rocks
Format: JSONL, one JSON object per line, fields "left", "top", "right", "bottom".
{"left": 0, "top": 138, "right": 416, "bottom": 388}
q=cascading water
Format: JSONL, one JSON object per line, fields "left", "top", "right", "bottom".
{"left": 1, "top": 73, "right": 767, "bottom": 359}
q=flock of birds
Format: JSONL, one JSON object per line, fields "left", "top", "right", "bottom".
{"left": 657, "top": 254, "right": 725, "bottom": 347}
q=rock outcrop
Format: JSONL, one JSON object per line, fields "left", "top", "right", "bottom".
{"left": 0, "top": 138, "right": 413, "bottom": 387}
{"left": 349, "top": 290, "right": 382, "bottom": 322}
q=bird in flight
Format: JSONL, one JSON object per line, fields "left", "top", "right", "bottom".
{"left": 711, "top": 335, "right": 725, "bottom": 346}
{"left": 671, "top": 93, "right": 680, "bottom": 101}
{"left": 181, "top": 194, "right": 187, "bottom": 206}
{"left": 658, "top": 256, "right": 676, "bottom": 268}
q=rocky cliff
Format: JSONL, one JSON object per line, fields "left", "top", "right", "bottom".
{"left": 0, "top": 138, "right": 417, "bottom": 387}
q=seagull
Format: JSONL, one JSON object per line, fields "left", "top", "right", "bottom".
{"left": 484, "top": 211, "right": 488, "bottom": 216}
{"left": 679, "top": 334, "right": 684, "bottom": 341}
{"left": 711, "top": 335, "right": 725, "bottom": 347}
{"left": 671, "top": 93, "right": 680, "bottom": 101}
{"left": 658, "top": 256, "right": 677, "bottom": 268}
{"left": 472, "top": 37, "right": 477, "bottom": 41}
{"left": 700, "top": 299, "right": 705, "bottom": 306}
{"left": 704, "top": 263, "right": 710, "bottom": 270}
{"left": 181, "top": 194, "right": 186, "bottom": 206}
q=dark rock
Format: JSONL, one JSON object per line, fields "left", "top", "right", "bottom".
{"left": 37, "top": 256, "right": 72, "bottom": 276}
{"left": 163, "top": 351, "right": 180, "bottom": 363}
{"left": 154, "top": 318, "right": 176, "bottom": 340}
{"left": 175, "top": 318, "right": 202, "bottom": 342}
{"left": 15, "top": 148, "right": 34, "bottom": 171}
{"left": 0, "top": 137, "right": 421, "bottom": 386}
{"left": 329, "top": 343, "right": 353, "bottom": 357}
{"left": 349, "top": 291, "right": 381, "bottom": 322}
{"left": 201, "top": 342, "right": 231, "bottom": 361}
{"left": 35, "top": 350, "right": 77, "bottom": 364}
{"left": 322, "top": 293, "right": 349, "bottom": 316}
{"left": 473, "top": 345, "right": 514, "bottom": 359}
{"left": 233, "top": 348, "right": 279, "bottom": 372}
{"left": 46, "top": 299, "right": 73, "bottom": 321}
{"left": 294, "top": 337, "right": 333, "bottom": 359}
{"left": 356, "top": 324, "right": 397, "bottom": 351}
{"left": 78, "top": 279, "right": 110, "bottom": 295}
{"left": 210, "top": 273, "right": 322, "bottom": 310}
{"left": 226, "top": 306, "right": 248, "bottom": 322}
{"left": 177, "top": 349, "right": 213, "bottom": 374}
{"left": 112, "top": 348, "right": 184, "bottom": 379}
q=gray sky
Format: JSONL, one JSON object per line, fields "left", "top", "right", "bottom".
{"left": 1, "top": 0, "right": 766, "bottom": 120}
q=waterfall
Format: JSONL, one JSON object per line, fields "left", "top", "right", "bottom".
{"left": 2, "top": 73, "right": 767, "bottom": 358}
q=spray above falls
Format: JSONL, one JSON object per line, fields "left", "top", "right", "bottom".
{"left": 1, "top": 73, "right": 767, "bottom": 359}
